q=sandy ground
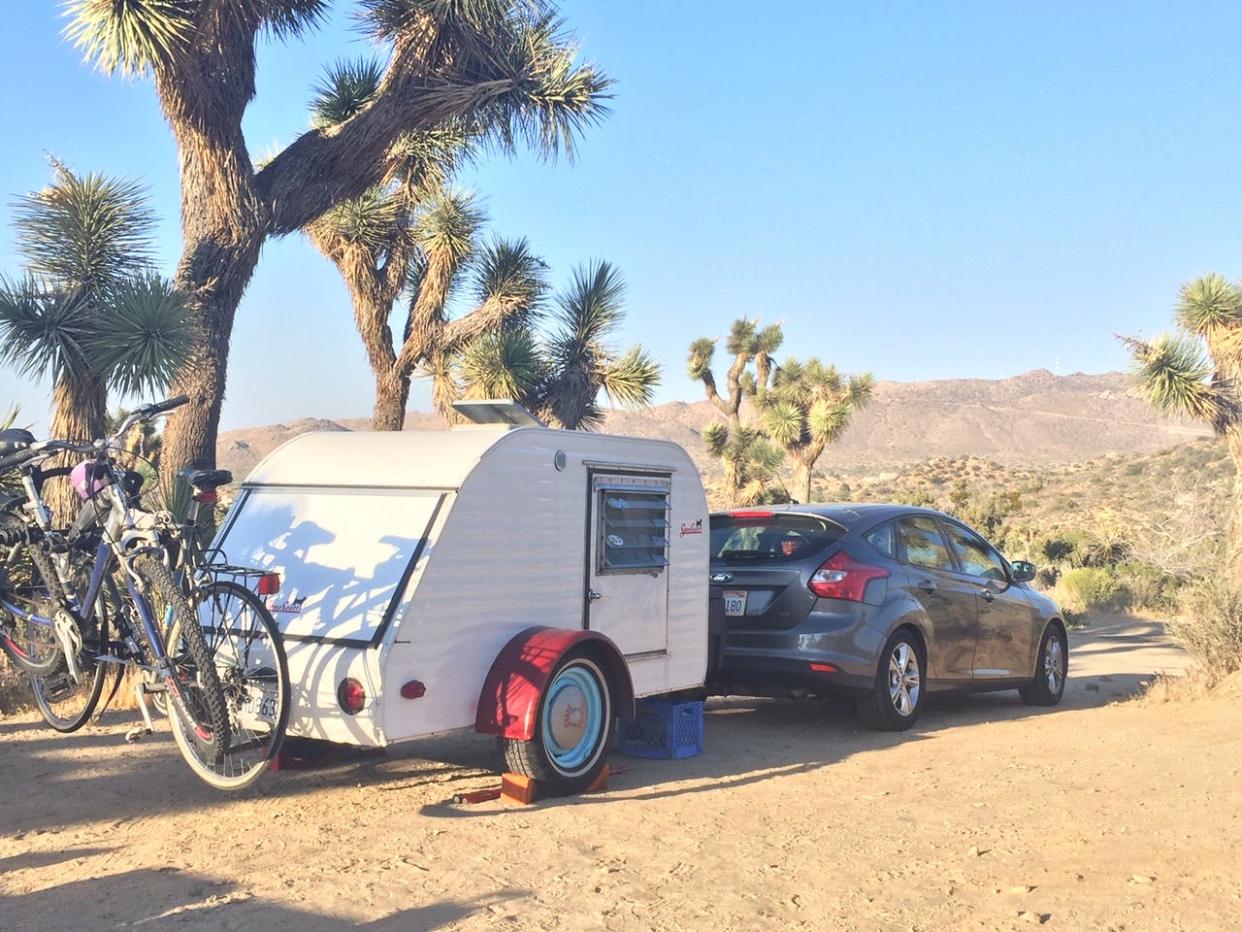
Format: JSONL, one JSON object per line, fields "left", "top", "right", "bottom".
{"left": 1, "top": 615, "right": 1238, "bottom": 932}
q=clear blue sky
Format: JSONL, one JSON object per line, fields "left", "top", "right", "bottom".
{"left": 3, "top": 1, "right": 1241, "bottom": 431}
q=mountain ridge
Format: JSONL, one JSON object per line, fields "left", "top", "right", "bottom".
{"left": 216, "top": 369, "right": 1210, "bottom": 482}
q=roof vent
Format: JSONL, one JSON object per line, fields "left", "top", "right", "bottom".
{"left": 451, "top": 399, "right": 546, "bottom": 428}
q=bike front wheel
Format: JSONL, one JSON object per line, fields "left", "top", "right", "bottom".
{"left": 132, "top": 556, "right": 232, "bottom": 787}
{"left": 183, "top": 579, "right": 290, "bottom": 791}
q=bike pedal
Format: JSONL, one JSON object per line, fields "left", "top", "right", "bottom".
{"left": 124, "top": 726, "right": 152, "bottom": 743}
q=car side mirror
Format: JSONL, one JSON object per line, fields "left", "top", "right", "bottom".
{"left": 1010, "top": 560, "right": 1037, "bottom": 583}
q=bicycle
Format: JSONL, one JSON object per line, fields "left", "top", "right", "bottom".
{"left": 32, "top": 401, "right": 290, "bottom": 790}
{"left": 144, "top": 464, "right": 291, "bottom": 789}
{"left": 0, "top": 398, "right": 234, "bottom": 787}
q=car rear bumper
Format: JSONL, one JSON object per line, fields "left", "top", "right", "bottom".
{"left": 708, "top": 604, "right": 885, "bottom": 698}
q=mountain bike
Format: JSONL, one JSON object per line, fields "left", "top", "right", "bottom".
{"left": 0, "top": 398, "right": 233, "bottom": 785}
{"left": 27, "top": 400, "right": 291, "bottom": 790}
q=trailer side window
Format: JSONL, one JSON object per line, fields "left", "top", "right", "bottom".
{"left": 598, "top": 487, "right": 670, "bottom": 574}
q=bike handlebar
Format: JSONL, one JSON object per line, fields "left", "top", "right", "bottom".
{"left": 0, "top": 396, "right": 189, "bottom": 476}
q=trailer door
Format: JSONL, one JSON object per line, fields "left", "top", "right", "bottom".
{"left": 586, "top": 473, "right": 671, "bottom": 657}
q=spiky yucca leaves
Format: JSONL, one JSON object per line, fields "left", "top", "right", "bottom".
{"left": 452, "top": 260, "right": 660, "bottom": 430}
{"left": 759, "top": 357, "right": 873, "bottom": 503}
{"left": 699, "top": 423, "right": 787, "bottom": 506}
{"left": 536, "top": 262, "right": 659, "bottom": 430}
{"left": 13, "top": 165, "right": 155, "bottom": 292}
{"left": 358, "top": 1, "right": 611, "bottom": 161}
{"left": 1126, "top": 272, "right": 1242, "bottom": 577}
{"left": 93, "top": 274, "right": 193, "bottom": 397}
{"left": 459, "top": 328, "right": 547, "bottom": 403}
{"left": 311, "top": 58, "right": 385, "bottom": 128}
{"left": 1125, "top": 334, "right": 1229, "bottom": 426}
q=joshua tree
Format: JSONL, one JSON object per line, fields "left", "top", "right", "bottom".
{"left": 0, "top": 167, "right": 189, "bottom": 444}
{"left": 687, "top": 318, "right": 783, "bottom": 504}
{"left": 62, "top": 1, "right": 611, "bottom": 482}
{"left": 758, "top": 357, "right": 874, "bottom": 503}
{"left": 701, "top": 423, "right": 787, "bottom": 507}
{"left": 456, "top": 261, "right": 661, "bottom": 429}
{"left": 309, "top": 179, "right": 547, "bottom": 429}
{"left": 0, "top": 165, "right": 190, "bottom": 515}
{"left": 1124, "top": 272, "right": 1242, "bottom": 576}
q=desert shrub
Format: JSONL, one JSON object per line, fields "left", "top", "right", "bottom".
{"left": 1167, "top": 578, "right": 1242, "bottom": 677}
{"left": 1054, "top": 566, "right": 1128, "bottom": 614}
{"left": 1116, "top": 562, "right": 1180, "bottom": 615}
{"left": 1035, "top": 565, "right": 1060, "bottom": 589}
{"left": 1039, "top": 537, "right": 1076, "bottom": 564}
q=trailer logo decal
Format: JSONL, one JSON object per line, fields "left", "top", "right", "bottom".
{"left": 679, "top": 519, "right": 704, "bottom": 537}
{"left": 268, "top": 594, "right": 307, "bottom": 614}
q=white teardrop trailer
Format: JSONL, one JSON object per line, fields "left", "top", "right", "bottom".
{"left": 213, "top": 402, "right": 710, "bottom": 794}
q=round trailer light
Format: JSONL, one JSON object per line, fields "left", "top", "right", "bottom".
{"left": 338, "top": 678, "right": 366, "bottom": 715}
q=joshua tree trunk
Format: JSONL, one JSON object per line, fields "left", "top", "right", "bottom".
{"left": 154, "top": 35, "right": 268, "bottom": 484}
{"left": 372, "top": 373, "right": 410, "bottom": 431}
{"left": 795, "top": 461, "right": 813, "bottom": 505}
{"left": 47, "top": 375, "right": 107, "bottom": 522}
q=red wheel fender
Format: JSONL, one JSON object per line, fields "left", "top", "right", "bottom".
{"left": 474, "top": 626, "right": 635, "bottom": 740}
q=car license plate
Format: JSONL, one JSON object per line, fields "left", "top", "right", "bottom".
{"left": 723, "top": 589, "right": 747, "bottom": 617}
{"left": 237, "top": 689, "right": 278, "bottom": 729}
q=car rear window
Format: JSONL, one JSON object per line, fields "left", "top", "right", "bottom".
{"left": 710, "top": 513, "right": 845, "bottom": 562}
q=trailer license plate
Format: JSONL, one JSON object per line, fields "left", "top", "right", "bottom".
{"left": 723, "top": 589, "right": 747, "bottom": 617}
{"left": 238, "top": 689, "right": 278, "bottom": 729}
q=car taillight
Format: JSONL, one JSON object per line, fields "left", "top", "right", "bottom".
{"left": 257, "top": 572, "right": 281, "bottom": 596}
{"left": 809, "top": 551, "right": 889, "bottom": 602}
{"left": 338, "top": 678, "right": 366, "bottom": 715}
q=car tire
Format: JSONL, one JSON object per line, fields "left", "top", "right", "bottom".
{"left": 857, "top": 629, "right": 925, "bottom": 731}
{"left": 504, "top": 650, "right": 615, "bottom": 797}
{"left": 1020, "top": 624, "right": 1068, "bottom": 706}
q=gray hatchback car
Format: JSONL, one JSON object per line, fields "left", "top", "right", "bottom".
{"left": 707, "top": 504, "right": 1067, "bottom": 730}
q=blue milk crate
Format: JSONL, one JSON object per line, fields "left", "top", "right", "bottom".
{"left": 615, "top": 698, "right": 704, "bottom": 760}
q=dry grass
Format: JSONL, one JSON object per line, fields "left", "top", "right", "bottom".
{"left": 1144, "top": 667, "right": 1242, "bottom": 704}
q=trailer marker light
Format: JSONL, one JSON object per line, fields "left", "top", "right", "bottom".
{"left": 400, "top": 680, "right": 427, "bottom": 700}
{"left": 257, "top": 573, "right": 282, "bottom": 596}
{"left": 809, "top": 662, "right": 838, "bottom": 674}
{"left": 338, "top": 678, "right": 366, "bottom": 715}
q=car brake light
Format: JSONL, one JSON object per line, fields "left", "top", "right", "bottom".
{"left": 809, "top": 551, "right": 889, "bottom": 602}
{"left": 730, "top": 510, "right": 774, "bottom": 525}
{"left": 257, "top": 572, "right": 281, "bottom": 595}
{"left": 338, "top": 678, "right": 366, "bottom": 715}
{"left": 809, "top": 662, "right": 838, "bottom": 673}
{"left": 400, "top": 680, "right": 426, "bottom": 699}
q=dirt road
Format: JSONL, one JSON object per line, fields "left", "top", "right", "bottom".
{"left": 1, "top": 616, "right": 1237, "bottom": 931}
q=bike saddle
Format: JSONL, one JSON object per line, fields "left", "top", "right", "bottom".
{"left": 179, "top": 467, "right": 233, "bottom": 491}
{"left": 0, "top": 428, "right": 35, "bottom": 457}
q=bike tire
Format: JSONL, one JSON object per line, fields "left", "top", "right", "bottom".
{"left": 185, "top": 579, "right": 291, "bottom": 791}
{"left": 0, "top": 540, "right": 67, "bottom": 677}
{"left": 132, "top": 556, "right": 232, "bottom": 787}
{"left": 30, "top": 550, "right": 118, "bottom": 731}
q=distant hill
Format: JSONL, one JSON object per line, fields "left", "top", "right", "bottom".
{"left": 215, "top": 370, "right": 1210, "bottom": 481}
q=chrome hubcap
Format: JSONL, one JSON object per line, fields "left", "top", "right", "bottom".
{"left": 888, "top": 642, "right": 921, "bottom": 716}
{"left": 1044, "top": 636, "right": 1065, "bottom": 693}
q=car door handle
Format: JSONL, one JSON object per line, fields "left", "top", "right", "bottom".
{"left": 587, "top": 589, "right": 603, "bottom": 602}
{"left": 979, "top": 587, "right": 994, "bottom": 603}
{"left": 916, "top": 579, "right": 937, "bottom": 593}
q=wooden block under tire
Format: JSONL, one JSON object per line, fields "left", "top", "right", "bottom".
{"left": 501, "top": 772, "right": 538, "bottom": 805}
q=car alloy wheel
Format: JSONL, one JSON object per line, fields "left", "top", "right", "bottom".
{"left": 1043, "top": 635, "right": 1065, "bottom": 694}
{"left": 888, "top": 641, "right": 921, "bottom": 717}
